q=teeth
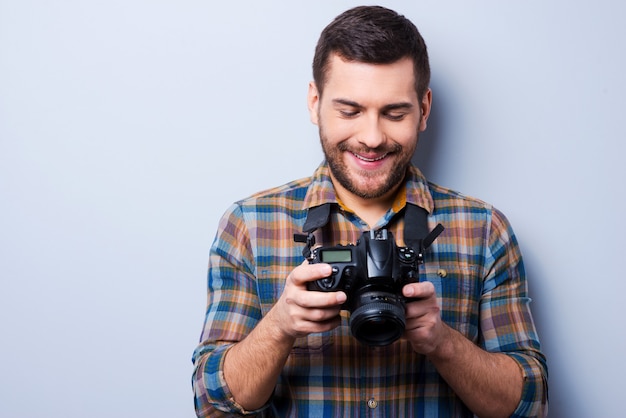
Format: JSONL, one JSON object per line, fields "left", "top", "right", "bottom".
{"left": 352, "top": 152, "right": 387, "bottom": 162}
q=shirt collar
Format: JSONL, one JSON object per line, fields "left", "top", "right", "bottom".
{"left": 303, "top": 161, "right": 434, "bottom": 214}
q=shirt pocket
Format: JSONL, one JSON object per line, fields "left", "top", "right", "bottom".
{"left": 256, "top": 268, "right": 332, "bottom": 354}
{"left": 419, "top": 262, "right": 482, "bottom": 342}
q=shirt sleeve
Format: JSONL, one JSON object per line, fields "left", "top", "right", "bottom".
{"left": 191, "top": 203, "right": 270, "bottom": 417}
{"left": 480, "top": 208, "right": 549, "bottom": 417}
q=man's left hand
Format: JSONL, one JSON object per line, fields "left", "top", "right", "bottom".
{"left": 402, "top": 281, "right": 451, "bottom": 355}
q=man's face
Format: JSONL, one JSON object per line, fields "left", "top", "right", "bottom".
{"left": 308, "top": 54, "right": 431, "bottom": 201}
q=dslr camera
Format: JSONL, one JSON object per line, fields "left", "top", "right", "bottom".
{"left": 298, "top": 226, "right": 443, "bottom": 347}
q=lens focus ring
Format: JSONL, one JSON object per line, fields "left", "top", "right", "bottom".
{"left": 349, "top": 299, "right": 406, "bottom": 346}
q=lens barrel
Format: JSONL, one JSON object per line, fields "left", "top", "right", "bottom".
{"left": 349, "top": 291, "right": 406, "bottom": 346}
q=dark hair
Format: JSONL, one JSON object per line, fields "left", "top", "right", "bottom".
{"left": 312, "top": 6, "right": 430, "bottom": 99}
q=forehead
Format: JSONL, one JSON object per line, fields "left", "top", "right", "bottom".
{"left": 322, "top": 54, "right": 418, "bottom": 104}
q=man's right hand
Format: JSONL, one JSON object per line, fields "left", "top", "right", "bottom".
{"left": 223, "top": 262, "right": 347, "bottom": 411}
{"left": 269, "top": 261, "right": 347, "bottom": 340}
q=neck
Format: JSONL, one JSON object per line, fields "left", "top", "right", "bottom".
{"left": 331, "top": 177, "right": 402, "bottom": 229}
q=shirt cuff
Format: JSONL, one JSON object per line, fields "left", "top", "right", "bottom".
{"left": 199, "top": 344, "right": 272, "bottom": 416}
{"left": 507, "top": 352, "right": 549, "bottom": 417}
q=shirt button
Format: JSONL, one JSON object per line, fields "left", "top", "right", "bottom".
{"left": 367, "top": 398, "right": 378, "bottom": 409}
{"left": 437, "top": 268, "right": 447, "bottom": 278}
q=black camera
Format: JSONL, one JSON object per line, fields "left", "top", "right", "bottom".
{"left": 303, "top": 228, "right": 441, "bottom": 346}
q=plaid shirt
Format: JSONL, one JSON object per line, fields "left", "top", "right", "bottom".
{"left": 192, "top": 162, "right": 548, "bottom": 417}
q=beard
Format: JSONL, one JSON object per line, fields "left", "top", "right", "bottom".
{"left": 319, "top": 124, "right": 418, "bottom": 200}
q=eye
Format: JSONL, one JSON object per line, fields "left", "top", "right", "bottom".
{"left": 384, "top": 112, "right": 407, "bottom": 121}
{"left": 339, "top": 109, "right": 360, "bottom": 118}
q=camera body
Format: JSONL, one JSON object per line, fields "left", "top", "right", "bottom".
{"left": 307, "top": 229, "right": 421, "bottom": 346}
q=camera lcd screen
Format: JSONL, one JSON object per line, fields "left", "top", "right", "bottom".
{"left": 320, "top": 249, "right": 352, "bottom": 263}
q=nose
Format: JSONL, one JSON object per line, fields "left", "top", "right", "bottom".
{"left": 357, "top": 114, "right": 386, "bottom": 149}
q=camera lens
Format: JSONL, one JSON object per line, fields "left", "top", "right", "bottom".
{"left": 349, "top": 290, "right": 406, "bottom": 346}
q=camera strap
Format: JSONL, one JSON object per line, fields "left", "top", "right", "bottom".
{"left": 302, "top": 202, "right": 331, "bottom": 233}
{"left": 296, "top": 201, "right": 443, "bottom": 260}
{"left": 300, "top": 201, "right": 429, "bottom": 242}
{"left": 403, "top": 203, "right": 429, "bottom": 250}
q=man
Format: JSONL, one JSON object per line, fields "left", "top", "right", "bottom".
{"left": 192, "top": 5, "right": 548, "bottom": 417}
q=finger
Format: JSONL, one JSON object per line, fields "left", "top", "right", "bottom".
{"left": 300, "top": 306, "right": 342, "bottom": 323}
{"left": 292, "top": 288, "right": 347, "bottom": 308}
{"left": 403, "top": 280, "right": 436, "bottom": 299}
{"left": 289, "top": 262, "right": 333, "bottom": 286}
{"left": 292, "top": 312, "right": 343, "bottom": 335}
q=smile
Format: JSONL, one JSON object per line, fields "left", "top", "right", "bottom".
{"left": 351, "top": 152, "right": 388, "bottom": 162}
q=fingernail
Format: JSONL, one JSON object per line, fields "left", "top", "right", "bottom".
{"left": 336, "top": 292, "right": 347, "bottom": 303}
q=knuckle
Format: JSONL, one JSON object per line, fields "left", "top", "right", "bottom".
{"left": 309, "top": 309, "right": 326, "bottom": 322}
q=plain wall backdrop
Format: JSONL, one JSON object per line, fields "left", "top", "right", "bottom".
{"left": 1, "top": 1, "right": 624, "bottom": 417}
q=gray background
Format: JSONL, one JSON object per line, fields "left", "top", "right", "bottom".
{"left": 1, "top": 1, "right": 624, "bottom": 417}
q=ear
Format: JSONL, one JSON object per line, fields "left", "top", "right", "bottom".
{"left": 307, "top": 81, "right": 320, "bottom": 126}
{"left": 419, "top": 88, "right": 433, "bottom": 132}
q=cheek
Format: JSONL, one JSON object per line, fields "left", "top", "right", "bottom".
{"left": 319, "top": 116, "right": 355, "bottom": 144}
{"left": 384, "top": 123, "right": 419, "bottom": 147}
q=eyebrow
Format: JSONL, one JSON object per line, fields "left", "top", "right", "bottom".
{"left": 332, "top": 98, "right": 414, "bottom": 112}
